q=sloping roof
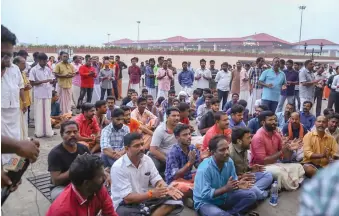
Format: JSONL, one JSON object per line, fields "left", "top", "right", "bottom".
{"left": 293, "top": 39, "right": 338, "bottom": 46}
{"left": 242, "top": 33, "right": 291, "bottom": 44}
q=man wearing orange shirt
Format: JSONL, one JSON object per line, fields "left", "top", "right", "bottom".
{"left": 77, "top": 57, "right": 97, "bottom": 110}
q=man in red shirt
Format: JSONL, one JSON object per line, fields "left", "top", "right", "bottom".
{"left": 46, "top": 153, "right": 118, "bottom": 216}
{"left": 77, "top": 56, "right": 97, "bottom": 109}
{"left": 74, "top": 103, "right": 101, "bottom": 153}
{"left": 128, "top": 57, "right": 141, "bottom": 95}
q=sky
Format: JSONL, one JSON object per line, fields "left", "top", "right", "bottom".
{"left": 1, "top": 0, "right": 338, "bottom": 46}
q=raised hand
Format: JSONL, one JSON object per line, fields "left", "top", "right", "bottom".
{"left": 188, "top": 150, "right": 196, "bottom": 164}
{"left": 223, "top": 176, "right": 238, "bottom": 192}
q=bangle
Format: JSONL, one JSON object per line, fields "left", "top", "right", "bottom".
{"left": 147, "top": 190, "right": 153, "bottom": 198}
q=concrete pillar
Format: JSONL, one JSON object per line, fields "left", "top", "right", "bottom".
{"left": 213, "top": 43, "right": 217, "bottom": 51}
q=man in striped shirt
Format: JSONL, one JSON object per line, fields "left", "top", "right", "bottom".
{"left": 248, "top": 57, "right": 265, "bottom": 114}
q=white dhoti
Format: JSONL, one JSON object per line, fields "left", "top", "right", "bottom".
{"left": 58, "top": 87, "right": 72, "bottom": 114}
{"left": 34, "top": 98, "right": 54, "bottom": 138}
{"left": 91, "top": 84, "right": 101, "bottom": 103}
{"left": 157, "top": 90, "right": 168, "bottom": 100}
{"left": 248, "top": 88, "right": 263, "bottom": 114}
{"left": 146, "top": 87, "right": 157, "bottom": 99}
{"left": 72, "top": 85, "right": 81, "bottom": 107}
{"left": 130, "top": 83, "right": 140, "bottom": 95}
{"left": 181, "top": 86, "right": 193, "bottom": 97}
{"left": 20, "top": 110, "right": 28, "bottom": 140}
{"left": 239, "top": 90, "right": 250, "bottom": 101}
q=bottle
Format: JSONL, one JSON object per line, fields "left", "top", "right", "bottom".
{"left": 269, "top": 181, "right": 278, "bottom": 206}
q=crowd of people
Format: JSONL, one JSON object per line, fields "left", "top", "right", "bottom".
{"left": 2, "top": 24, "right": 339, "bottom": 216}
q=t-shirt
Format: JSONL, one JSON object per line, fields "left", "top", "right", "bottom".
{"left": 299, "top": 68, "right": 315, "bottom": 99}
{"left": 48, "top": 143, "right": 90, "bottom": 188}
{"left": 122, "top": 96, "right": 131, "bottom": 106}
{"left": 150, "top": 122, "right": 177, "bottom": 155}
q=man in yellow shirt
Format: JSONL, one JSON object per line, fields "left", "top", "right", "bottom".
{"left": 54, "top": 52, "right": 75, "bottom": 114}
{"left": 302, "top": 115, "right": 338, "bottom": 178}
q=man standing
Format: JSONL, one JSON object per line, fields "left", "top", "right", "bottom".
{"left": 54, "top": 52, "right": 75, "bottom": 114}
{"left": 157, "top": 59, "right": 173, "bottom": 99}
{"left": 77, "top": 57, "right": 97, "bottom": 109}
{"left": 215, "top": 62, "right": 232, "bottom": 110}
{"left": 276, "top": 59, "right": 299, "bottom": 113}
{"left": 99, "top": 59, "right": 114, "bottom": 100}
{"left": 167, "top": 58, "right": 177, "bottom": 90}
{"left": 294, "top": 62, "right": 301, "bottom": 110}
{"left": 230, "top": 61, "right": 242, "bottom": 96}
{"left": 248, "top": 57, "right": 265, "bottom": 114}
{"left": 154, "top": 56, "right": 164, "bottom": 96}
{"left": 195, "top": 59, "right": 211, "bottom": 89}
{"left": 314, "top": 65, "right": 327, "bottom": 116}
{"left": 209, "top": 60, "right": 219, "bottom": 90}
{"left": 145, "top": 58, "right": 156, "bottom": 99}
{"left": 128, "top": 57, "right": 141, "bottom": 94}
{"left": 140, "top": 61, "right": 146, "bottom": 87}
{"left": 299, "top": 60, "right": 318, "bottom": 111}
{"left": 178, "top": 61, "right": 194, "bottom": 96}
{"left": 29, "top": 53, "right": 55, "bottom": 138}
{"left": 71, "top": 55, "right": 82, "bottom": 107}
{"left": 300, "top": 101, "right": 316, "bottom": 131}
{"left": 115, "top": 55, "right": 127, "bottom": 100}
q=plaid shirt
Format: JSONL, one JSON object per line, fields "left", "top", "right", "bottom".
{"left": 100, "top": 123, "right": 130, "bottom": 151}
{"left": 299, "top": 161, "right": 339, "bottom": 216}
{"left": 165, "top": 144, "right": 200, "bottom": 184}
{"left": 248, "top": 66, "right": 264, "bottom": 89}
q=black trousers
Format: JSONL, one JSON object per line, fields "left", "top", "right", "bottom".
{"left": 77, "top": 88, "right": 93, "bottom": 109}
{"left": 100, "top": 88, "right": 112, "bottom": 100}
{"left": 328, "top": 90, "right": 336, "bottom": 109}
{"left": 335, "top": 92, "right": 339, "bottom": 113}
{"left": 314, "top": 87, "right": 323, "bottom": 116}
{"left": 295, "top": 90, "right": 301, "bottom": 111}
{"left": 218, "top": 90, "right": 229, "bottom": 110}
{"left": 112, "top": 80, "right": 119, "bottom": 99}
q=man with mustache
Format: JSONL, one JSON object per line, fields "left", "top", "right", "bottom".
{"left": 198, "top": 98, "right": 220, "bottom": 136}
{"left": 48, "top": 121, "right": 90, "bottom": 201}
{"left": 111, "top": 133, "right": 184, "bottom": 216}
{"left": 105, "top": 96, "right": 120, "bottom": 121}
{"left": 276, "top": 103, "right": 295, "bottom": 131}
{"left": 100, "top": 108, "right": 130, "bottom": 167}
{"left": 146, "top": 95, "right": 158, "bottom": 116}
{"left": 251, "top": 111, "right": 305, "bottom": 190}
{"left": 300, "top": 101, "right": 316, "bottom": 131}
{"left": 194, "top": 135, "right": 256, "bottom": 216}
{"left": 302, "top": 116, "right": 338, "bottom": 178}
{"left": 47, "top": 154, "right": 118, "bottom": 216}
{"left": 74, "top": 103, "right": 101, "bottom": 154}
{"left": 326, "top": 113, "right": 339, "bottom": 145}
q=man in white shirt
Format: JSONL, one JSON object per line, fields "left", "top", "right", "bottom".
{"left": 195, "top": 59, "right": 211, "bottom": 89}
{"left": 331, "top": 73, "right": 339, "bottom": 113}
{"left": 111, "top": 133, "right": 184, "bottom": 216}
{"left": 215, "top": 62, "right": 232, "bottom": 110}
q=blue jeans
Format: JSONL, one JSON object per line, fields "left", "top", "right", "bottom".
{"left": 198, "top": 189, "right": 256, "bottom": 216}
{"left": 261, "top": 99, "right": 278, "bottom": 113}
{"left": 101, "top": 153, "right": 116, "bottom": 168}
{"left": 276, "top": 95, "right": 295, "bottom": 113}
{"left": 251, "top": 172, "right": 273, "bottom": 200}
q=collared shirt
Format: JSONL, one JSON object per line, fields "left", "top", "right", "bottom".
{"left": 51, "top": 102, "right": 61, "bottom": 116}
{"left": 145, "top": 65, "right": 155, "bottom": 88}
{"left": 79, "top": 65, "right": 97, "bottom": 88}
{"left": 276, "top": 112, "right": 289, "bottom": 130}
{"left": 178, "top": 70, "right": 194, "bottom": 87}
{"left": 202, "top": 124, "right": 232, "bottom": 151}
{"left": 299, "top": 67, "right": 315, "bottom": 99}
{"left": 215, "top": 70, "right": 232, "bottom": 91}
{"left": 29, "top": 64, "right": 54, "bottom": 99}
{"left": 150, "top": 122, "right": 177, "bottom": 155}
{"left": 248, "top": 118, "right": 261, "bottom": 134}
{"left": 248, "top": 66, "right": 264, "bottom": 89}
{"left": 54, "top": 62, "right": 75, "bottom": 89}
{"left": 250, "top": 127, "right": 283, "bottom": 165}
{"left": 71, "top": 62, "right": 82, "bottom": 87}
{"left": 229, "top": 143, "right": 249, "bottom": 175}
{"left": 74, "top": 114, "right": 100, "bottom": 138}
{"left": 20, "top": 71, "right": 31, "bottom": 108}
{"left": 161, "top": 99, "right": 172, "bottom": 114}
{"left": 126, "top": 100, "right": 137, "bottom": 108}
{"left": 302, "top": 130, "right": 337, "bottom": 167}
{"left": 331, "top": 75, "right": 339, "bottom": 92}
{"left": 1, "top": 64, "right": 24, "bottom": 108}
{"left": 128, "top": 65, "right": 141, "bottom": 84}
{"left": 195, "top": 68, "right": 211, "bottom": 89}
{"left": 106, "top": 106, "right": 120, "bottom": 121}
{"left": 99, "top": 68, "right": 114, "bottom": 89}
{"left": 299, "top": 162, "right": 339, "bottom": 216}
{"left": 157, "top": 68, "right": 173, "bottom": 91}
{"left": 223, "top": 100, "right": 237, "bottom": 112}
{"left": 240, "top": 69, "right": 250, "bottom": 91}
{"left": 326, "top": 128, "right": 339, "bottom": 146}
{"left": 111, "top": 154, "right": 163, "bottom": 210}
{"left": 209, "top": 68, "right": 219, "bottom": 89}
{"left": 165, "top": 144, "right": 200, "bottom": 184}
{"left": 228, "top": 116, "right": 246, "bottom": 128}
{"left": 259, "top": 68, "right": 286, "bottom": 102}
{"left": 46, "top": 184, "right": 117, "bottom": 216}
{"left": 195, "top": 96, "right": 205, "bottom": 112}
{"left": 130, "top": 108, "right": 157, "bottom": 125}
{"left": 281, "top": 69, "right": 299, "bottom": 96}
{"left": 300, "top": 112, "right": 316, "bottom": 131}
{"left": 100, "top": 123, "right": 129, "bottom": 151}
{"left": 196, "top": 104, "right": 211, "bottom": 124}
{"left": 314, "top": 72, "right": 327, "bottom": 89}
{"left": 193, "top": 157, "right": 238, "bottom": 211}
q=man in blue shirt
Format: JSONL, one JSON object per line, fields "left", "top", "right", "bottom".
{"left": 259, "top": 57, "right": 286, "bottom": 113}
{"left": 300, "top": 101, "right": 316, "bottom": 131}
{"left": 247, "top": 105, "right": 269, "bottom": 135}
{"left": 196, "top": 88, "right": 212, "bottom": 112}
{"left": 145, "top": 58, "right": 156, "bottom": 99}
{"left": 228, "top": 104, "right": 246, "bottom": 128}
{"left": 193, "top": 135, "right": 256, "bottom": 216}
{"left": 223, "top": 93, "right": 239, "bottom": 112}
{"left": 178, "top": 61, "right": 194, "bottom": 96}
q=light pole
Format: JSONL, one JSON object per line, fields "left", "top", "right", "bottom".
{"left": 107, "top": 33, "right": 111, "bottom": 45}
{"left": 298, "top": 5, "right": 306, "bottom": 53}
{"left": 136, "top": 21, "right": 141, "bottom": 42}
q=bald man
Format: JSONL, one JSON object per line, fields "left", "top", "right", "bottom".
{"left": 302, "top": 116, "right": 338, "bottom": 178}
{"left": 282, "top": 112, "right": 308, "bottom": 140}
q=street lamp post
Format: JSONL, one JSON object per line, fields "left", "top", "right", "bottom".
{"left": 298, "top": 5, "right": 306, "bottom": 53}
{"left": 107, "top": 33, "right": 111, "bottom": 45}
{"left": 137, "top": 21, "right": 141, "bottom": 42}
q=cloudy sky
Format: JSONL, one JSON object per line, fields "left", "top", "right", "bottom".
{"left": 2, "top": 0, "right": 338, "bottom": 46}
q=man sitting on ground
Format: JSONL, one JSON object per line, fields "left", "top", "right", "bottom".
{"left": 126, "top": 91, "right": 138, "bottom": 110}
{"left": 228, "top": 104, "right": 246, "bottom": 128}
{"left": 141, "top": 88, "right": 148, "bottom": 98}
{"left": 121, "top": 105, "right": 153, "bottom": 150}
{"left": 106, "top": 96, "right": 119, "bottom": 121}
{"left": 223, "top": 93, "right": 239, "bottom": 112}
{"left": 247, "top": 105, "right": 269, "bottom": 135}
{"left": 111, "top": 133, "right": 184, "bottom": 216}
{"left": 178, "top": 102, "right": 193, "bottom": 132}
{"left": 46, "top": 154, "right": 118, "bottom": 216}
{"left": 225, "top": 99, "right": 250, "bottom": 124}
{"left": 193, "top": 135, "right": 256, "bottom": 216}
{"left": 146, "top": 94, "right": 159, "bottom": 117}
{"left": 195, "top": 88, "right": 212, "bottom": 112}
{"left": 251, "top": 111, "right": 305, "bottom": 190}
{"left": 74, "top": 103, "right": 101, "bottom": 153}
{"left": 94, "top": 100, "right": 110, "bottom": 129}
{"left": 48, "top": 121, "right": 90, "bottom": 201}
{"left": 165, "top": 124, "right": 200, "bottom": 198}
{"left": 302, "top": 116, "right": 337, "bottom": 178}
{"left": 229, "top": 127, "right": 273, "bottom": 200}
{"left": 149, "top": 107, "right": 180, "bottom": 175}
{"left": 122, "top": 89, "right": 135, "bottom": 106}
{"left": 160, "top": 89, "right": 176, "bottom": 121}
{"left": 300, "top": 101, "right": 316, "bottom": 131}
{"left": 202, "top": 111, "right": 232, "bottom": 152}
{"left": 276, "top": 103, "right": 294, "bottom": 131}
{"left": 51, "top": 90, "right": 72, "bottom": 129}
{"left": 100, "top": 108, "right": 130, "bottom": 167}
{"left": 198, "top": 98, "right": 220, "bottom": 136}
{"left": 196, "top": 94, "right": 213, "bottom": 125}
{"left": 131, "top": 97, "right": 158, "bottom": 130}
{"left": 326, "top": 113, "right": 339, "bottom": 145}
